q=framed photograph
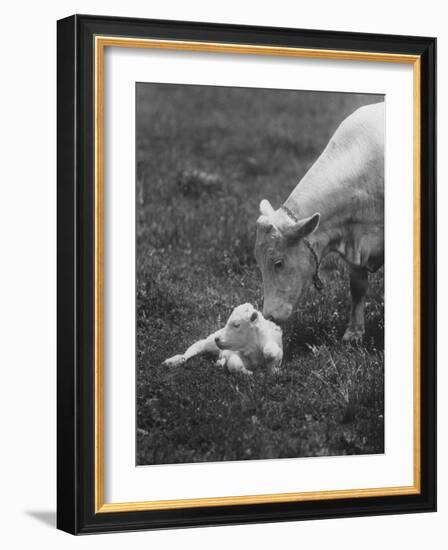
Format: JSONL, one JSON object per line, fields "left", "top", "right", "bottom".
{"left": 57, "top": 14, "right": 436, "bottom": 534}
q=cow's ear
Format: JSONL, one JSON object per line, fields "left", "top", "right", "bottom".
{"left": 250, "top": 311, "right": 258, "bottom": 323}
{"left": 284, "top": 213, "right": 320, "bottom": 243}
{"left": 259, "top": 199, "right": 274, "bottom": 216}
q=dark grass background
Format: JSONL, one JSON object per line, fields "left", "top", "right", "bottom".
{"left": 136, "top": 83, "right": 384, "bottom": 466}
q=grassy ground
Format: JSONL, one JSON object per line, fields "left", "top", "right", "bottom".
{"left": 136, "top": 84, "right": 384, "bottom": 465}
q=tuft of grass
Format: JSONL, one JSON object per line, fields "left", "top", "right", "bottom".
{"left": 136, "top": 84, "right": 384, "bottom": 465}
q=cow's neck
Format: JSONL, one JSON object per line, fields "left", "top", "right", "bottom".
{"left": 283, "top": 177, "right": 356, "bottom": 264}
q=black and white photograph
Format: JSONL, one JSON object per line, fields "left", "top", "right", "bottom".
{"left": 135, "top": 83, "right": 385, "bottom": 466}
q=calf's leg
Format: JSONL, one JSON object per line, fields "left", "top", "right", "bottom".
{"left": 343, "top": 267, "right": 368, "bottom": 342}
{"left": 225, "top": 353, "right": 253, "bottom": 376}
{"left": 163, "top": 331, "right": 220, "bottom": 367}
{"left": 263, "top": 343, "right": 283, "bottom": 374}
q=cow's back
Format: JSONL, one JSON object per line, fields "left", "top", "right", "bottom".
{"left": 310, "top": 102, "right": 384, "bottom": 188}
{"left": 286, "top": 102, "right": 385, "bottom": 223}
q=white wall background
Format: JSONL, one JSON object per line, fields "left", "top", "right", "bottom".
{"left": 0, "top": 1, "right": 443, "bottom": 547}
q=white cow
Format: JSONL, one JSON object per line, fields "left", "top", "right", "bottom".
{"left": 255, "top": 102, "right": 384, "bottom": 341}
{"left": 163, "top": 303, "right": 283, "bottom": 375}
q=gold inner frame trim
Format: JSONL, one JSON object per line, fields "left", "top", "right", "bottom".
{"left": 94, "top": 35, "right": 422, "bottom": 514}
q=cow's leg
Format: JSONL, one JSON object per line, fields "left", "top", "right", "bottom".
{"left": 163, "top": 331, "right": 220, "bottom": 367}
{"left": 343, "top": 267, "right": 369, "bottom": 342}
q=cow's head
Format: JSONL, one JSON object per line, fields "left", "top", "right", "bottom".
{"left": 254, "top": 199, "right": 320, "bottom": 322}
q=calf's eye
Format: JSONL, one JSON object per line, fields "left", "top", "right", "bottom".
{"left": 274, "top": 259, "right": 284, "bottom": 270}
{"left": 233, "top": 322, "right": 240, "bottom": 328}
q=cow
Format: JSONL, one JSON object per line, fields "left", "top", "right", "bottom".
{"left": 254, "top": 102, "right": 384, "bottom": 342}
{"left": 163, "top": 303, "right": 283, "bottom": 375}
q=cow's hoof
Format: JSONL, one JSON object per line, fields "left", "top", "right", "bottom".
{"left": 342, "top": 328, "right": 364, "bottom": 343}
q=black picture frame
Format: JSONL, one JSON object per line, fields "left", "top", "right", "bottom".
{"left": 57, "top": 14, "right": 436, "bottom": 535}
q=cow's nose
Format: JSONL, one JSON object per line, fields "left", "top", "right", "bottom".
{"left": 215, "top": 337, "right": 221, "bottom": 346}
{"left": 265, "top": 314, "right": 274, "bottom": 322}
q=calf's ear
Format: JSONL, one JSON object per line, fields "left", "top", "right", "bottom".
{"left": 284, "top": 212, "right": 320, "bottom": 243}
{"left": 250, "top": 311, "right": 258, "bottom": 322}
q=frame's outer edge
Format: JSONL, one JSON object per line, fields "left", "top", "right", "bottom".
{"left": 57, "top": 14, "right": 79, "bottom": 535}
{"left": 74, "top": 12, "right": 436, "bottom": 54}
{"left": 419, "top": 37, "right": 437, "bottom": 511}
{"left": 56, "top": 13, "right": 437, "bottom": 535}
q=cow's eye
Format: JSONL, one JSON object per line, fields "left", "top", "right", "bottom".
{"left": 233, "top": 322, "right": 240, "bottom": 328}
{"left": 274, "top": 259, "right": 284, "bottom": 270}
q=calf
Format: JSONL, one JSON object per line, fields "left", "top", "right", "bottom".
{"left": 162, "top": 303, "right": 283, "bottom": 375}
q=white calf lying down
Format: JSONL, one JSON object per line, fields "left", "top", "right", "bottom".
{"left": 162, "top": 303, "right": 283, "bottom": 375}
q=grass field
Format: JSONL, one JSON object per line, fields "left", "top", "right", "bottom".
{"left": 136, "top": 84, "right": 384, "bottom": 465}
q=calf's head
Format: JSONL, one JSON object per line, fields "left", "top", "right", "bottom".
{"left": 215, "top": 303, "right": 260, "bottom": 351}
{"left": 254, "top": 199, "right": 320, "bottom": 323}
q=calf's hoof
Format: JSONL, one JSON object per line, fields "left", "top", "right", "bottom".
{"left": 162, "top": 354, "right": 186, "bottom": 367}
{"left": 342, "top": 327, "right": 364, "bottom": 343}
